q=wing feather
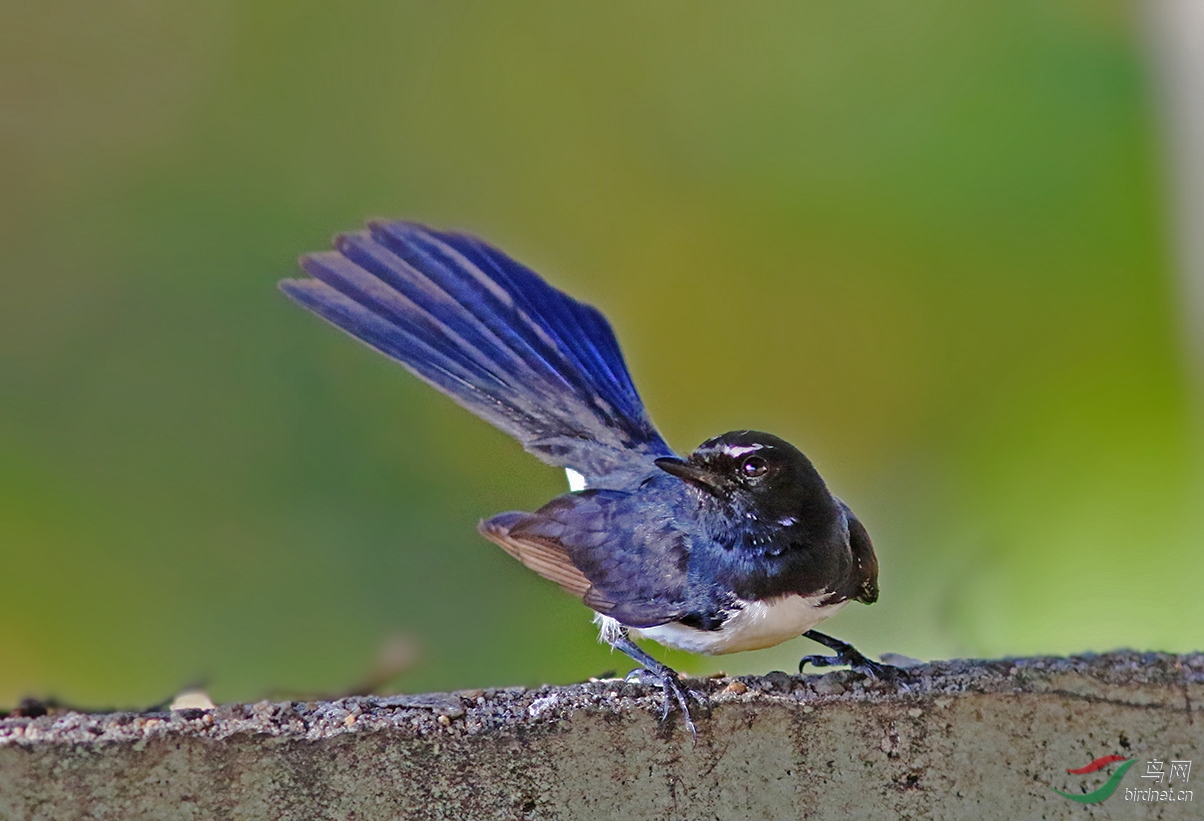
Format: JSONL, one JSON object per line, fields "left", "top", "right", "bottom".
{"left": 478, "top": 513, "right": 591, "bottom": 598}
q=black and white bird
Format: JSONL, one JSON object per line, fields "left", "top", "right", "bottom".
{"left": 281, "top": 221, "right": 886, "bottom": 732}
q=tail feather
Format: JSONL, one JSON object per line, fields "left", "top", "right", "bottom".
{"left": 333, "top": 230, "right": 577, "bottom": 394}
{"left": 281, "top": 221, "right": 673, "bottom": 484}
{"left": 367, "top": 224, "right": 645, "bottom": 422}
{"left": 281, "top": 278, "right": 491, "bottom": 398}
{"left": 372, "top": 224, "right": 648, "bottom": 422}
{"left": 301, "top": 247, "right": 517, "bottom": 389}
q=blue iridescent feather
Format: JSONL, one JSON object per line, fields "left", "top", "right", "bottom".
{"left": 280, "top": 221, "right": 673, "bottom": 485}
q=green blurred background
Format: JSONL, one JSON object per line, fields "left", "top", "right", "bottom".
{"left": 3, "top": 1, "right": 1201, "bottom": 709}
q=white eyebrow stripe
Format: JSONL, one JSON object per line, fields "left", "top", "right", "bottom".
{"left": 723, "top": 444, "right": 764, "bottom": 457}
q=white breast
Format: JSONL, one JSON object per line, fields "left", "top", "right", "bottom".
{"left": 595, "top": 594, "right": 847, "bottom": 656}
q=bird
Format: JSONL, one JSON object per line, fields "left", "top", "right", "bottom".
{"left": 280, "top": 220, "right": 888, "bottom": 733}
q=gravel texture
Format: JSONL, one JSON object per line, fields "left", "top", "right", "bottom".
{"left": 2, "top": 652, "right": 1201, "bottom": 820}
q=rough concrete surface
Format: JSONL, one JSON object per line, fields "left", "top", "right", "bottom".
{"left": 1, "top": 653, "right": 1201, "bottom": 820}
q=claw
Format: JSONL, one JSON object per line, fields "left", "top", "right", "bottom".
{"left": 799, "top": 630, "right": 903, "bottom": 679}
{"left": 799, "top": 652, "right": 894, "bottom": 678}
{"left": 628, "top": 665, "right": 702, "bottom": 737}
{"left": 611, "top": 632, "right": 706, "bottom": 738}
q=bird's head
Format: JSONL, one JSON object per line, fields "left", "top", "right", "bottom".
{"left": 654, "top": 430, "right": 837, "bottom": 526}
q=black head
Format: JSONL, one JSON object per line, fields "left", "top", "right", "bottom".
{"left": 655, "top": 430, "right": 871, "bottom": 602}
{"left": 654, "top": 430, "right": 837, "bottom": 525}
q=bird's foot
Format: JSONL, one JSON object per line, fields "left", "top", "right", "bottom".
{"left": 612, "top": 632, "right": 706, "bottom": 738}
{"left": 798, "top": 630, "right": 901, "bottom": 680}
{"left": 626, "top": 667, "right": 705, "bottom": 737}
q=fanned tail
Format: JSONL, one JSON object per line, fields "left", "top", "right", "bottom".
{"left": 280, "top": 221, "right": 673, "bottom": 484}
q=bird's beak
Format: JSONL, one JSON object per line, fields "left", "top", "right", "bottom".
{"left": 654, "top": 457, "right": 728, "bottom": 495}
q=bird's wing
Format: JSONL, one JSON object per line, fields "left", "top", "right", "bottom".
{"left": 483, "top": 491, "right": 692, "bottom": 629}
{"left": 837, "top": 502, "right": 879, "bottom": 605}
{"left": 478, "top": 512, "right": 592, "bottom": 598}
{"left": 280, "top": 221, "right": 673, "bottom": 486}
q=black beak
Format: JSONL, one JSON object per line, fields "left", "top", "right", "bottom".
{"left": 654, "top": 457, "right": 728, "bottom": 495}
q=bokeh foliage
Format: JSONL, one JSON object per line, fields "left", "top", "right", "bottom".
{"left": 2, "top": 1, "right": 1200, "bottom": 707}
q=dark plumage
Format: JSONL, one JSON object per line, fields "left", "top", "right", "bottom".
{"left": 281, "top": 221, "right": 887, "bottom": 733}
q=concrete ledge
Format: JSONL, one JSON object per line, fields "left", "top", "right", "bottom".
{"left": 2, "top": 653, "right": 1201, "bottom": 819}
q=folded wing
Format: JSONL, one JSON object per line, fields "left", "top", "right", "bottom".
{"left": 480, "top": 491, "right": 692, "bottom": 629}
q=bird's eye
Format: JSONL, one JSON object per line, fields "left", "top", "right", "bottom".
{"left": 740, "top": 455, "right": 768, "bottom": 478}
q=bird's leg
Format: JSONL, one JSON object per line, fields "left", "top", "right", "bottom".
{"left": 798, "top": 629, "right": 899, "bottom": 679}
{"left": 610, "top": 631, "right": 703, "bottom": 737}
